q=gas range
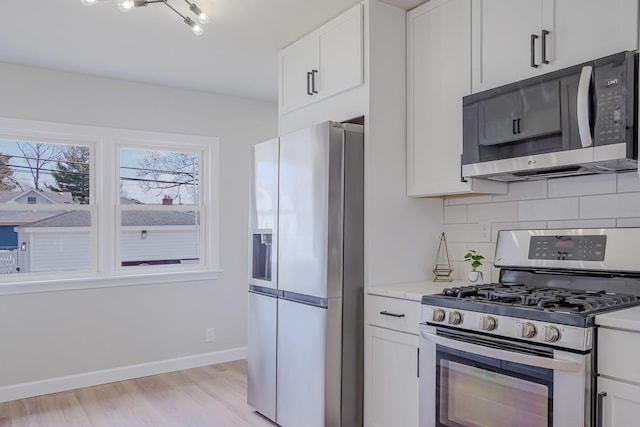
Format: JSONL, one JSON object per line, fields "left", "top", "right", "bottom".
{"left": 420, "top": 228, "right": 640, "bottom": 352}
{"left": 421, "top": 282, "right": 640, "bottom": 351}
{"left": 419, "top": 228, "right": 640, "bottom": 427}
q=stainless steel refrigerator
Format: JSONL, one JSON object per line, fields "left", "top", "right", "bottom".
{"left": 247, "top": 121, "right": 364, "bottom": 427}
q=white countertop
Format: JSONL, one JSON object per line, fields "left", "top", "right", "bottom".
{"left": 367, "top": 280, "right": 471, "bottom": 302}
{"left": 596, "top": 306, "right": 640, "bottom": 331}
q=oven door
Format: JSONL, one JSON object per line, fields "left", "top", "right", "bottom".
{"left": 419, "top": 325, "right": 591, "bottom": 427}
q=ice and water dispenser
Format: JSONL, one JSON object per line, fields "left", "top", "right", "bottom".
{"left": 252, "top": 231, "right": 272, "bottom": 282}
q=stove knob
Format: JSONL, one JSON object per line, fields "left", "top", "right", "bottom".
{"left": 432, "top": 308, "right": 446, "bottom": 322}
{"left": 448, "top": 311, "right": 463, "bottom": 325}
{"left": 543, "top": 326, "right": 561, "bottom": 343}
{"left": 480, "top": 316, "right": 497, "bottom": 331}
{"left": 520, "top": 322, "right": 537, "bottom": 339}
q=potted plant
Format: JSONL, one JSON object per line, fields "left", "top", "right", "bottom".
{"left": 464, "top": 249, "right": 485, "bottom": 284}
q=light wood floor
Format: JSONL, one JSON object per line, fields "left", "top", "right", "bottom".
{"left": 0, "top": 359, "right": 276, "bottom": 427}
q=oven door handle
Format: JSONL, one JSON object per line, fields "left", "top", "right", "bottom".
{"left": 422, "top": 331, "right": 582, "bottom": 372}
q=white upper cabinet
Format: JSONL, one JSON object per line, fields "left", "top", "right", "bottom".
{"left": 472, "top": 0, "right": 639, "bottom": 92}
{"left": 549, "top": 0, "right": 639, "bottom": 71}
{"left": 279, "top": 4, "right": 363, "bottom": 114}
{"left": 407, "top": 0, "right": 506, "bottom": 197}
{"left": 472, "top": 0, "right": 544, "bottom": 92}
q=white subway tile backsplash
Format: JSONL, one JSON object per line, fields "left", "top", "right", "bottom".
{"left": 447, "top": 243, "right": 470, "bottom": 262}
{"left": 444, "top": 205, "right": 468, "bottom": 224}
{"left": 580, "top": 193, "right": 640, "bottom": 219}
{"left": 444, "top": 223, "right": 491, "bottom": 243}
{"left": 447, "top": 195, "right": 493, "bottom": 206}
{"left": 435, "top": 174, "right": 640, "bottom": 280}
{"left": 468, "top": 202, "right": 518, "bottom": 223}
{"left": 450, "top": 261, "right": 465, "bottom": 280}
{"left": 491, "top": 266, "right": 501, "bottom": 283}
{"left": 547, "top": 219, "right": 616, "bottom": 229}
{"left": 617, "top": 218, "right": 640, "bottom": 227}
{"left": 491, "top": 180, "right": 547, "bottom": 202}
{"left": 490, "top": 221, "right": 547, "bottom": 242}
{"left": 617, "top": 172, "right": 640, "bottom": 193}
{"left": 468, "top": 242, "right": 496, "bottom": 262}
{"left": 548, "top": 174, "right": 616, "bottom": 198}
{"left": 518, "top": 198, "right": 579, "bottom": 221}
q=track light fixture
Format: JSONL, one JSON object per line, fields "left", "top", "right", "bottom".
{"left": 81, "top": 0, "right": 210, "bottom": 36}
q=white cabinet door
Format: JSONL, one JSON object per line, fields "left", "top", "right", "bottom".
{"left": 279, "top": 4, "right": 363, "bottom": 115}
{"left": 318, "top": 4, "right": 363, "bottom": 101}
{"left": 598, "top": 377, "right": 640, "bottom": 427}
{"left": 472, "top": 0, "right": 543, "bottom": 92}
{"left": 365, "top": 325, "right": 419, "bottom": 427}
{"left": 407, "top": 0, "right": 506, "bottom": 197}
{"left": 547, "top": 0, "right": 639, "bottom": 71}
{"left": 279, "top": 35, "right": 319, "bottom": 114}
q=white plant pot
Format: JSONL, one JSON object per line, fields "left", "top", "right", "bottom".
{"left": 467, "top": 271, "right": 483, "bottom": 284}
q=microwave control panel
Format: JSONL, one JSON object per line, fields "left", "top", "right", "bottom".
{"left": 528, "top": 235, "right": 607, "bottom": 261}
{"left": 594, "top": 63, "right": 628, "bottom": 145}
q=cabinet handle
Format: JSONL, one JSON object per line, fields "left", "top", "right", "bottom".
{"left": 517, "top": 118, "right": 521, "bottom": 134}
{"left": 416, "top": 348, "right": 420, "bottom": 378}
{"left": 530, "top": 34, "right": 539, "bottom": 68}
{"left": 306, "top": 71, "right": 313, "bottom": 95}
{"left": 596, "top": 392, "right": 607, "bottom": 427}
{"left": 379, "top": 310, "right": 405, "bottom": 318}
{"left": 311, "top": 69, "right": 318, "bottom": 94}
{"left": 512, "top": 119, "right": 517, "bottom": 134}
{"left": 541, "top": 29, "right": 550, "bottom": 64}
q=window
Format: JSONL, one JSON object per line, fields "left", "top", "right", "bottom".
{"left": 118, "top": 147, "right": 203, "bottom": 268}
{"left": 0, "top": 118, "right": 218, "bottom": 290}
{"left": 0, "top": 139, "right": 94, "bottom": 275}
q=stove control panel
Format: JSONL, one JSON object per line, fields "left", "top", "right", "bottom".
{"left": 421, "top": 305, "right": 591, "bottom": 351}
{"left": 528, "top": 235, "right": 607, "bottom": 261}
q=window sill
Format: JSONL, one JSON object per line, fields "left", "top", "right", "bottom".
{"left": 0, "top": 269, "right": 223, "bottom": 295}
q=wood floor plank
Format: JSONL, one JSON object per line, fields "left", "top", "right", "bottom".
{"left": 0, "top": 359, "right": 275, "bottom": 427}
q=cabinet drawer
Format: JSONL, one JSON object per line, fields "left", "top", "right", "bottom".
{"left": 366, "top": 295, "right": 420, "bottom": 335}
{"left": 598, "top": 328, "right": 640, "bottom": 383}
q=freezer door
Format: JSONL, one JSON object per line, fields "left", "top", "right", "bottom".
{"left": 278, "top": 122, "right": 345, "bottom": 298}
{"left": 277, "top": 297, "right": 342, "bottom": 427}
{"left": 249, "top": 138, "right": 278, "bottom": 289}
{"left": 247, "top": 291, "right": 277, "bottom": 421}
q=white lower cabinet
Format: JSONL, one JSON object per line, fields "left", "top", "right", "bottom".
{"left": 597, "top": 378, "right": 640, "bottom": 427}
{"left": 596, "top": 325, "right": 640, "bottom": 426}
{"left": 365, "top": 294, "right": 420, "bottom": 427}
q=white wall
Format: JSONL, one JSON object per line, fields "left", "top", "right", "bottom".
{"left": 0, "top": 62, "right": 277, "bottom": 394}
{"left": 442, "top": 172, "right": 640, "bottom": 282}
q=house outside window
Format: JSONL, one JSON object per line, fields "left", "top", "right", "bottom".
{"left": 0, "top": 118, "right": 219, "bottom": 290}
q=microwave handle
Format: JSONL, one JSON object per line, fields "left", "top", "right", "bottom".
{"left": 577, "top": 65, "right": 593, "bottom": 148}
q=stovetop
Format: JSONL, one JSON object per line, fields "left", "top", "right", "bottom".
{"left": 421, "top": 282, "right": 640, "bottom": 327}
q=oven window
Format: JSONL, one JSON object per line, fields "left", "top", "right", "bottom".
{"left": 437, "top": 347, "right": 553, "bottom": 427}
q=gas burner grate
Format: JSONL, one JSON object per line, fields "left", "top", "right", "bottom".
{"left": 438, "top": 283, "right": 640, "bottom": 315}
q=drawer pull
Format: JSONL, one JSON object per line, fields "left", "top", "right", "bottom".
{"left": 380, "top": 311, "right": 405, "bottom": 318}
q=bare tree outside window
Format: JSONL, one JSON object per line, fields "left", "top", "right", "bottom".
{"left": 15, "top": 142, "right": 64, "bottom": 191}
{"left": 120, "top": 148, "right": 199, "bottom": 205}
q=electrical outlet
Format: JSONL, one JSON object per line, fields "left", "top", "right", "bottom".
{"left": 480, "top": 221, "right": 491, "bottom": 241}
{"left": 205, "top": 327, "right": 215, "bottom": 343}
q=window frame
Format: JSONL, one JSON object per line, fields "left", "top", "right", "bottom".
{"left": 0, "top": 117, "right": 220, "bottom": 295}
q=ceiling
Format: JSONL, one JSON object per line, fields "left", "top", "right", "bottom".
{"left": 0, "top": 0, "right": 424, "bottom": 102}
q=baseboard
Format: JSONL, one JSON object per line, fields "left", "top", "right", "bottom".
{"left": 0, "top": 347, "right": 248, "bottom": 403}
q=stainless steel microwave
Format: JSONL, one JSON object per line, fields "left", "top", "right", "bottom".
{"left": 462, "top": 51, "right": 638, "bottom": 181}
